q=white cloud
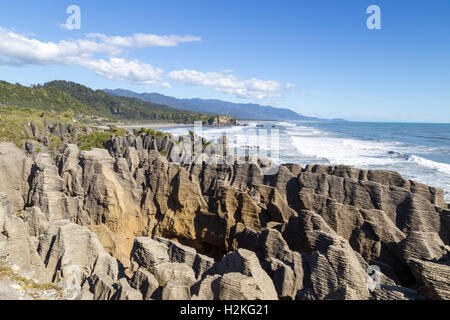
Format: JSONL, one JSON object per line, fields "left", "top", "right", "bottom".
{"left": 81, "top": 58, "right": 170, "bottom": 88}
{"left": 0, "top": 27, "right": 115, "bottom": 65}
{"left": 0, "top": 27, "right": 286, "bottom": 98}
{"left": 86, "top": 33, "right": 202, "bottom": 48}
{"left": 0, "top": 27, "right": 183, "bottom": 86}
{"left": 168, "top": 69, "right": 281, "bottom": 99}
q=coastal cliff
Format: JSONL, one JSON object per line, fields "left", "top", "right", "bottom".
{"left": 0, "top": 121, "right": 448, "bottom": 300}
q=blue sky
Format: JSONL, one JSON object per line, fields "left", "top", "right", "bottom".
{"left": 0, "top": 0, "right": 449, "bottom": 122}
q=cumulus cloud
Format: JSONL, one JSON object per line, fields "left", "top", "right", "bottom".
{"left": 81, "top": 58, "right": 170, "bottom": 87}
{"left": 86, "top": 33, "right": 202, "bottom": 48}
{"left": 0, "top": 27, "right": 285, "bottom": 97}
{"left": 0, "top": 27, "right": 195, "bottom": 87}
{"left": 0, "top": 27, "right": 116, "bottom": 65}
{"left": 168, "top": 69, "right": 281, "bottom": 99}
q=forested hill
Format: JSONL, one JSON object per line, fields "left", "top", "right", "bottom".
{"left": 0, "top": 81, "right": 95, "bottom": 115}
{"left": 0, "top": 80, "right": 222, "bottom": 123}
{"left": 42, "top": 81, "right": 218, "bottom": 123}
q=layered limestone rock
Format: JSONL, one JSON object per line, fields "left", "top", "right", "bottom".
{"left": 0, "top": 192, "right": 125, "bottom": 300}
{"left": 0, "top": 125, "right": 448, "bottom": 300}
{"left": 0, "top": 144, "right": 32, "bottom": 212}
{"left": 192, "top": 249, "right": 278, "bottom": 300}
{"left": 130, "top": 237, "right": 213, "bottom": 300}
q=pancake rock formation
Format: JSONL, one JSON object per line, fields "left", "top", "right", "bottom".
{"left": 0, "top": 124, "right": 448, "bottom": 300}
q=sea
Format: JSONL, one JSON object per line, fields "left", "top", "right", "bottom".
{"left": 131, "top": 121, "right": 450, "bottom": 202}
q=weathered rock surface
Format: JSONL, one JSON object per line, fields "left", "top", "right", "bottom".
{"left": 0, "top": 125, "right": 448, "bottom": 300}
{"left": 0, "top": 144, "right": 32, "bottom": 212}
{"left": 111, "top": 278, "right": 143, "bottom": 300}
{"left": 0, "top": 192, "right": 126, "bottom": 300}
{"left": 130, "top": 268, "right": 159, "bottom": 300}
{"left": 192, "top": 249, "right": 279, "bottom": 300}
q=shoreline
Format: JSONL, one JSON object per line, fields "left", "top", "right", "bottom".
{"left": 117, "top": 122, "right": 194, "bottom": 130}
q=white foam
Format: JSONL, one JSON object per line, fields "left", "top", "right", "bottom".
{"left": 286, "top": 124, "right": 450, "bottom": 202}
{"left": 276, "top": 121, "right": 298, "bottom": 128}
{"left": 407, "top": 155, "right": 450, "bottom": 175}
{"left": 289, "top": 131, "right": 401, "bottom": 167}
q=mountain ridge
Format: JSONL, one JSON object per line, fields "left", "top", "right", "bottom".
{"left": 104, "top": 89, "right": 321, "bottom": 121}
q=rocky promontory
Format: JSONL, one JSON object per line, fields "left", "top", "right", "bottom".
{"left": 0, "top": 121, "right": 448, "bottom": 300}
{"left": 207, "top": 115, "right": 238, "bottom": 126}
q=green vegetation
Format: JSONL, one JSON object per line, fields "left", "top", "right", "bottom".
{"left": 0, "top": 81, "right": 96, "bottom": 117}
{"left": 41, "top": 81, "right": 218, "bottom": 123}
{"left": 0, "top": 106, "right": 73, "bottom": 147}
{"left": 0, "top": 106, "right": 126, "bottom": 152}
{"left": 77, "top": 131, "right": 114, "bottom": 151}
{"left": 78, "top": 127, "right": 127, "bottom": 151}
{"left": 135, "top": 127, "right": 170, "bottom": 138}
{"left": 0, "top": 105, "right": 180, "bottom": 155}
{"left": 0, "top": 80, "right": 222, "bottom": 156}
{"left": 47, "top": 136, "right": 64, "bottom": 154}
{"left": 0, "top": 80, "right": 224, "bottom": 124}
{"left": 203, "top": 140, "right": 212, "bottom": 148}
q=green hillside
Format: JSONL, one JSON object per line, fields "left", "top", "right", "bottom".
{"left": 42, "top": 81, "right": 214, "bottom": 123}
{"left": 0, "top": 81, "right": 97, "bottom": 116}
{"left": 0, "top": 80, "right": 222, "bottom": 124}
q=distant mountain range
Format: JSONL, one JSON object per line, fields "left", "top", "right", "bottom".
{"left": 104, "top": 89, "right": 321, "bottom": 121}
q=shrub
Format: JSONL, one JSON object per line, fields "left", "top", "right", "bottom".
{"left": 78, "top": 132, "right": 112, "bottom": 151}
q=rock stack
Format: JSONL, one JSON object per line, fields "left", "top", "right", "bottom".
{"left": 0, "top": 125, "right": 448, "bottom": 300}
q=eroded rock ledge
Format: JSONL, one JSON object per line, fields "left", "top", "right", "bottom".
{"left": 0, "top": 128, "right": 448, "bottom": 300}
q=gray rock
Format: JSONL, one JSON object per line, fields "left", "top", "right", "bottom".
{"left": 161, "top": 280, "right": 191, "bottom": 300}
{"left": 0, "top": 144, "right": 31, "bottom": 212}
{"left": 372, "top": 285, "right": 425, "bottom": 300}
{"left": 131, "top": 237, "right": 170, "bottom": 271}
{"left": 20, "top": 207, "right": 49, "bottom": 237}
{"left": 130, "top": 268, "right": 159, "bottom": 300}
{"left": 91, "top": 273, "right": 116, "bottom": 300}
{"left": 150, "top": 262, "right": 196, "bottom": 287}
{"left": 0, "top": 194, "right": 48, "bottom": 281}
{"left": 194, "top": 272, "right": 277, "bottom": 300}
{"left": 194, "top": 249, "right": 278, "bottom": 300}
{"left": 155, "top": 237, "right": 214, "bottom": 279}
{"left": 112, "top": 278, "right": 143, "bottom": 300}
{"left": 409, "top": 259, "right": 450, "bottom": 300}
{"left": 38, "top": 220, "right": 120, "bottom": 285}
{"left": 0, "top": 126, "right": 449, "bottom": 301}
